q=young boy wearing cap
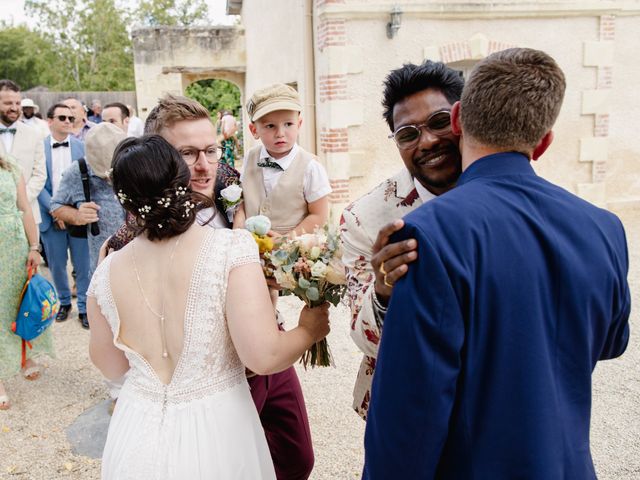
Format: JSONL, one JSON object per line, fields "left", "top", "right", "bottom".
{"left": 236, "top": 84, "right": 331, "bottom": 479}
{"left": 238, "top": 83, "right": 331, "bottom": 236}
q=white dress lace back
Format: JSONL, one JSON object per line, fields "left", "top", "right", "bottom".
{"left": 88, "top": 228, "right": 276, "bottom": 480}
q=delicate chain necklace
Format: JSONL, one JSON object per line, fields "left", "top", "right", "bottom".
{"left": 131, "top": 235, "right": 181, "bottom": 359}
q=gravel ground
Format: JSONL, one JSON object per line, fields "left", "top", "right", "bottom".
{"left": 0, "top": 207, "right": 638, "bottom": 480}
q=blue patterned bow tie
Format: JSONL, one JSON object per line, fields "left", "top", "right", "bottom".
{"left": 257, "top": 159, "right": 284, "bottom": 171}
{"left": 0, "top": 127, "right": 16, "bottom": 134}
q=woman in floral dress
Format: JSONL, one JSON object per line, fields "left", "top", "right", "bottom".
{"left": 0, "top": 154, "right": 52, "bottom": 410}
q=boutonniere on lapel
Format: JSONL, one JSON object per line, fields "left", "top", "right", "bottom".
{"left": 219, "top": 183, "right": 243, "bottom": 222}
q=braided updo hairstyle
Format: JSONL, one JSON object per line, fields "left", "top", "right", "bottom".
{"left": 110, "top": 135, "right": 212, "bottom": 241}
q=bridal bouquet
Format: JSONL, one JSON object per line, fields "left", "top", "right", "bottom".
{"left": 267, "top": 225, "right": 347, "bottom": 368}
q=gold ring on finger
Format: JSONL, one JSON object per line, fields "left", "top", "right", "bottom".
{"left": 379, "top": 261, "right": 387, "bottom": 275}
{"left": 383, "top": 274, "right": 393, "bottom": 288}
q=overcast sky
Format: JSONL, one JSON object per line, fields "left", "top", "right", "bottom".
{"left": 0, "top": 0, "right": 236, "bottom": 27}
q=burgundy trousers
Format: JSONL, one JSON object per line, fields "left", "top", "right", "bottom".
{"left": 248, "top": 367, "right": 314, "bottom": 480}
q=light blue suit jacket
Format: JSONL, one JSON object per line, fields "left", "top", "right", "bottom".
{"left": 38, "top": 135, "right": 85, "bottom": 232}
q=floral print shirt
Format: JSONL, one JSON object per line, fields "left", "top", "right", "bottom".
{"left": 340, "top": 168, "right": 425, "bottom": 419}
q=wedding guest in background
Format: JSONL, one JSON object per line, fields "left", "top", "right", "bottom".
{"left": 0, "top": 153, "right": 50, "bottom": 410}
{"left": 87, "top": 134, "right": 329, "bottom": 478}
{"left": 39, "top": 103, "right": 90, "bottom": 328}
{"left": 341, "top": 60, "right": 463, "bottom": 419}
{"left": 126, "top": 104, "right": 144, "bottom": 138}
{"left": 364, "top": 48, "right": 631, "bottom": 479}
{"left": 220, "top": 109, "right": 238, "bottom": 167}
{"left": 88, "top": 99, "right": 102, "bottom": 124}
{"left": 20, "top": 98, "right": 49, "bottom": 137}
{"left": 101, "top": 102, "right": 130, "bottom": 133}
{"left": 51, "top": 122, "right": 126, "bottom": 276}
{"left": 63, "top": 97, "right": 96, "bottom": 142}
{"left": 0, "top": 80, "right": 47, "bottom": 226}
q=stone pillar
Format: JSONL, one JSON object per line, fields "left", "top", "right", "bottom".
{"left": 314, "top": 0, "right": 364, "bottom": 219}
{"left": 577, "top": 15, "right": 615, "bottom": 206}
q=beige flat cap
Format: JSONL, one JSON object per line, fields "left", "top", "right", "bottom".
{"left": 246, "top": 83, "right": 301, "bottom": 122}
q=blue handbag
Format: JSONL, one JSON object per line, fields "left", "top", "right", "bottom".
{"left": 11, "top": 268, "right": 59, "bottom": 367}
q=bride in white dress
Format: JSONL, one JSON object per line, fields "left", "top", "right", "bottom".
{"left": 87, "top": 135, "right": 330, "bottom": 479}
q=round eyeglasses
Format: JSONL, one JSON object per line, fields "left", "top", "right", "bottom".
{"left": 388, "top": 109, "right": 452, "bottom": 150}
{"left": 179, "top": 146, "right": 223, "bottom": 166}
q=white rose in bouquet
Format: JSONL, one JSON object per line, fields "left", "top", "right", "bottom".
{"left": 310, "top": 261, "right": 328, "bottom": 278}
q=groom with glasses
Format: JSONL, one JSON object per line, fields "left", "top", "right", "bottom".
{"left": 340, "top": 60, "right": 464, "bottom": 420}
{"left": 39, "top": 103, "right": 90, "bottom": 327}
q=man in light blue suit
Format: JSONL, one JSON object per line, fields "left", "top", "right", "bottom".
{"left": 39, "top": 103, "right": 90, "bottom": 328}
{"left": 364, "top": 48, "right": 630, "bottom": 479}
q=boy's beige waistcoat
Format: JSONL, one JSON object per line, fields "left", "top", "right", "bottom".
{"left": 243, "top": 145, "right": 312, "bottom": 234}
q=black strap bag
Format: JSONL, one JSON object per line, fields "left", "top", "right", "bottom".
{"left": 66, "top": 158, "right": 100, "bottom": 238}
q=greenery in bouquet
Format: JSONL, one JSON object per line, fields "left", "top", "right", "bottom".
{"left": 265, "top": 225, "right": 347, "bottom": 368}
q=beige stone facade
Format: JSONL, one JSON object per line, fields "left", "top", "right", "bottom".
{"left": 132, "top": 1, "right": 640, "bottom": 212}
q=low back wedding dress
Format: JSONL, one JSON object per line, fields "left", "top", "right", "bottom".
{"left": 88, "top": 228, "right": 276, "bottom": 479}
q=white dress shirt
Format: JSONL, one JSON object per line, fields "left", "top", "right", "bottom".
{"left": 240, "top": 143, "right": 332, "bottom": 203}
{"left": 0, "top": 121, "right": 18, "bottom": 153}
{"left": 197, "top": 207, "right": 229, "bottom": 230}
{"left": 414, "top": 178, "right": 438, "bottom": 203}
{"left": 50, "top": 135, "right": 72, "bottom": 196}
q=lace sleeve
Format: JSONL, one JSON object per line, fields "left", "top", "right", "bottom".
{"left": 227, "top": 229, "right": 259, "bottom": 271}
{"left": 87, "top": 254, "right": 111, "bottom": 297}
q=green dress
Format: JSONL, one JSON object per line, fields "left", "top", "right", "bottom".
{"left": 0, "top": 160, "right": 54, "bottom": 379}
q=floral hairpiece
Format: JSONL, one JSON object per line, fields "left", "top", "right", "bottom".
{"left": 176, "top": 186, "right": 187, "bottom": 196}
{"left": 138, "top": 205, "right": 151, "bottom": 218}
{"left": 117, "top": 190, "right": 129, "bottom": 205}
{"left": 183, "top": 200, "right": 195, "bottom": 218}
{"left": 157, "top": 196, "right": 171, "bottom": 208}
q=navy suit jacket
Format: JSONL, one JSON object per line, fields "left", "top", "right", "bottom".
{"left": 363, "top": 152, "right": 630, "bottom": 479}
{"left": 38, "top": 135, "right": 85, "bottom": 232}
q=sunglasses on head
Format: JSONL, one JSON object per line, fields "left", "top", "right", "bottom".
{"left": 389, "top": 109, "right": 452, "bottom": 149}
{"left": 55, "top": 115, "right": 75, "bottom": 123}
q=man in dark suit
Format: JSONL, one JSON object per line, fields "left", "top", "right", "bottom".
{"left": 363, "top": 48, "right": 630, "bottom": 479}
{"left": 39, "top": 103, "right": 90, "bottom": 328}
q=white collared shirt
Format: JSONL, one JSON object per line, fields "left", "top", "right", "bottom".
{"left": 240, "top": 143, "right": 332, "bottom": 202}
{"left": 0, "top": 121, "right": 18, "bottom": 153}
{"left": 50, "top": 135, "right": 72, "bottom": 196}
{"left": 414, "top": 178, "right": 437, "bottom": 203}
{"left": 197, "top": 207, "right": 229, "bottom": 230}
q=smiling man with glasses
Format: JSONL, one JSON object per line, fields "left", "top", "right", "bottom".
{"left": 39, "top": 102, "right": 90, "bottom": 328}
{"left": 340, "top": 60, "right": 464, "bottom": 420}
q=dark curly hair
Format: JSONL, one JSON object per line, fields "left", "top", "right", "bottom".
{"left": 382, "top": 60, "right": 464, "bottom": 132}
{"left": 110, "top": 135, "right": 212, "bottom": 241}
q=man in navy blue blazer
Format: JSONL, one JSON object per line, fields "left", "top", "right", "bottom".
{"left": 39, "top": 103, "right": 90, "bottom": 328}
{"left": 363, "top": 48, "right": 630, "bottom": 479}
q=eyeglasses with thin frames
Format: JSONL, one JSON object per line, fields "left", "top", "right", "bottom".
{"left": 388, "top": 109, "right": 452, "bottom": 150}
{"left": 179, "top": 145, "right": 223, "bottom": 166}
{"left": 54, "top": 115, "right": 76, "bottom": 123}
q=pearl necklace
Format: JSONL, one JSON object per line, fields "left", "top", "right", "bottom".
{"left": 131, "top": 235, "right": 181, "bottom": 359}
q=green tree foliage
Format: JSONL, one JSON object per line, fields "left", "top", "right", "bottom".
{"left": 0, "top": 24, "right": 60, "bottom": 90}
{"left": 2, "top": 0, "right": 210, "bottom": 91}
{"left": 24, "top": 0, "right": 134, "bottom": 90}
{"left": 185, "top": 79, "right": 242, "bottom": 119}
{"left": 137, "top": 0, "right": 208, "bottom": 26}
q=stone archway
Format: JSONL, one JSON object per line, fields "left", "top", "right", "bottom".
{"left": 131, "top": 26, "right": 246, "bottom": 120}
